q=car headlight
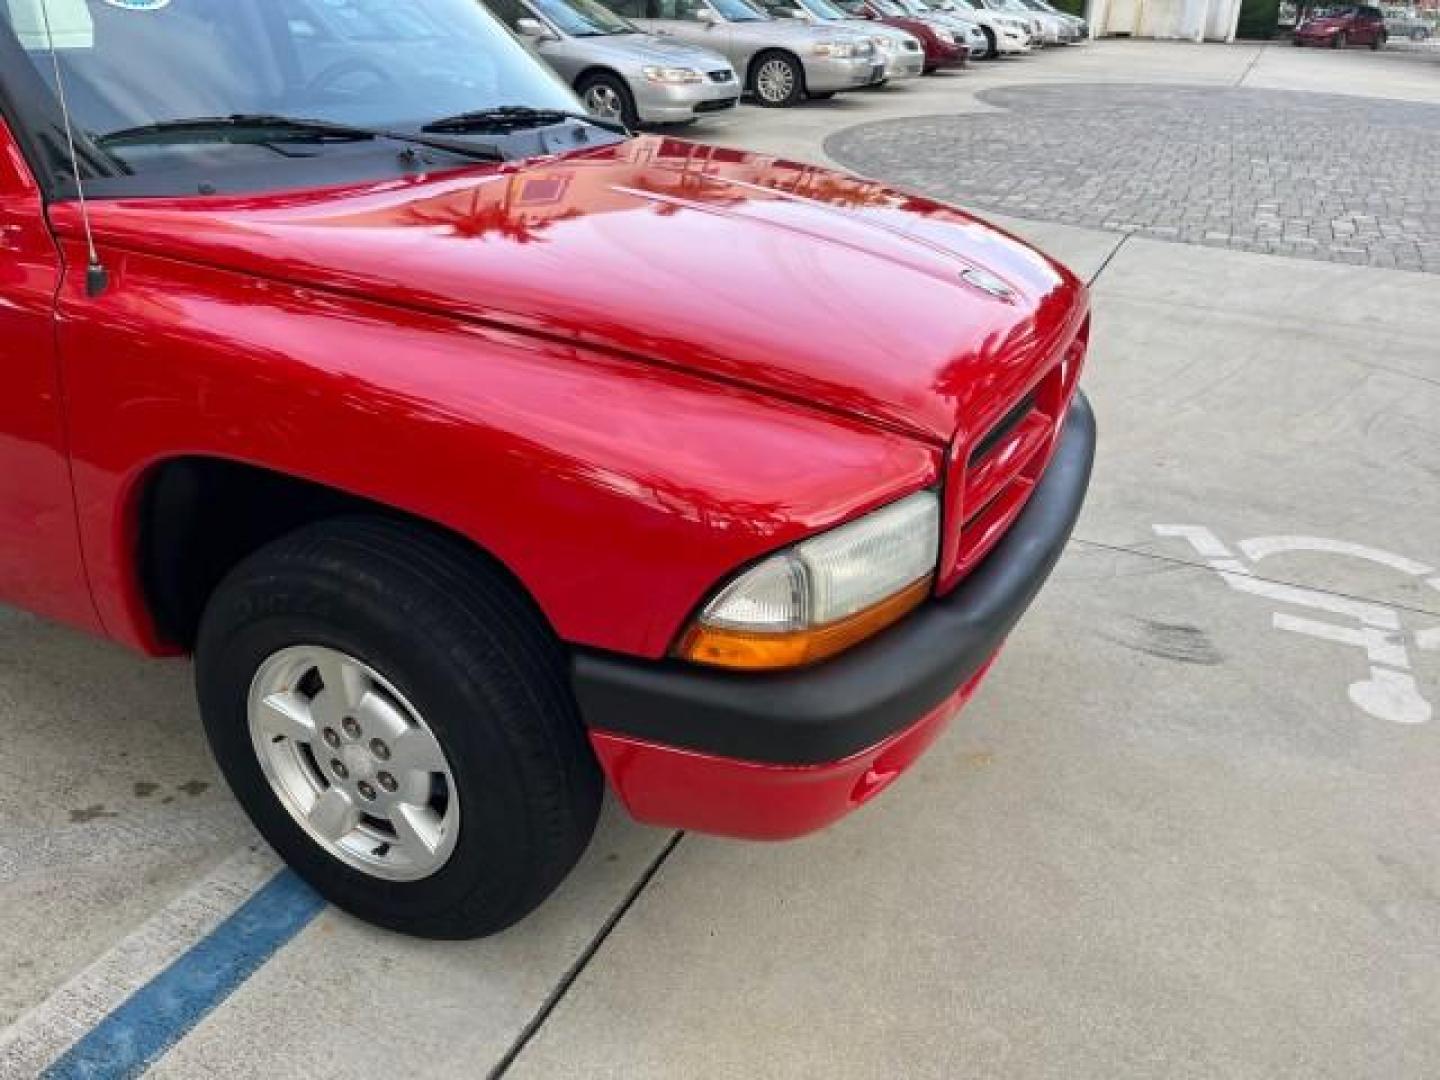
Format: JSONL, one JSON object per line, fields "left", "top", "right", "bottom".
{"left": 812, "top": 38, "right": 868, "bottom": 56}
{"left": 935, "top": 26, "right": 957, "bottom": 42}
{"left": 642, "top": 66, "right": 704, "bottom": 84}
{"left": 677, "top": 491, "right": 939, "bottom": 670}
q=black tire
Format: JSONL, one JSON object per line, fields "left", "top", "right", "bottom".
{"left": 195, "top": 516, "right": 602, "bottom": 939}
{"left": 809, "top": 90, "right": 838, "bottom": 99}
{"left": 1333, "top": 29, "right": 1347, "bottom": 47}
{"left": 576, "top": 70, "right": 639, "bottom": 129}
{"left": 1371, "top": 30, "right": 1384, "bottom": 48}
{"left": 749, "top": 50, "right": 805, "bottom": 107}
{"left": 982, "top": 26, "right": 999, "bottom": 59}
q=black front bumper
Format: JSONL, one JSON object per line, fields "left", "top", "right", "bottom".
{"left": 572, "top": 390, "right": 1097, "bottom": 767}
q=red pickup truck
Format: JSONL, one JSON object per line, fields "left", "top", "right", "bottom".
{"left": 0, "top": 0, "right": 1092, "bottom": 937}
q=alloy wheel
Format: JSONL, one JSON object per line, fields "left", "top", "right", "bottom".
{"left": 248, "top": 645, "right": 460, "bottom": 882}
{"left": 584, "top": 83, "right": 624, "bottom": 121}
{"left": 756, "top": 58, "right": 796, "bottom": 104}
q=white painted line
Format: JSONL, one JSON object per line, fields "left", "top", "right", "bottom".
{"left": 1240, "top": 536, "right": 1434, "bottom": 577}
{"left": 0, "top": 843, "right": 279, "bottom": 1078}
{"left": 1348, "top": 668, "right": 1433, "bottom": 726}
{"left": 1153, "top": 524, "right": 1234, "bottom": 559}
{"left": 1272, "top": 614, "right": 1410, "bottom": 669}
{"left": 1212, "top": 567, "right": 1401, "bottom": 630}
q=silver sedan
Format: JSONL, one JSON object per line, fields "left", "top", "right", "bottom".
{"left": 754, "top": 0, "right": 926, "bottom": 81}
{"left": 601, "top": 0, "right": 885, "bottom": 106}
{"left": 490, "top": 0, "right": 742, "bottom": 125}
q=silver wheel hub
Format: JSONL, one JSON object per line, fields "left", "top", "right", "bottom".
{"left": 585, "top": 84, "right": 623, "bottom": 120}
{"left": 248, "top": 646, "right": 460, "bottom": 882}
{"left": 757, "top": 59, "right": 794, "bottom": 102}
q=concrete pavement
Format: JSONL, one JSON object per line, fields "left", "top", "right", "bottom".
{"left": 2, "top": 39, "right": 1437, "bottom": 1080}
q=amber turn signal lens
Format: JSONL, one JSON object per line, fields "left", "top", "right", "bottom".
{"left": 678, "top": 576, "right": 933, "bottom": 671}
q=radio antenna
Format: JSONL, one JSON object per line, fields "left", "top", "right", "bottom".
{"left": 37, "top": 0, "right": 108, "bottom": 297}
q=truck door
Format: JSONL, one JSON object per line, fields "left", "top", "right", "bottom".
{"left": 0, "top": 113, "right": 101, "bottom": 632}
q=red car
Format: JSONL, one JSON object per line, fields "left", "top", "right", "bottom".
{"left": 0, "top": 0, "right": 1091, "bottom": 937}
{"left": 838, "top": 0, "right": 969, "bottom": 69}
{"left": 1293, "top": 3, "right": 1388, "bottom": 47}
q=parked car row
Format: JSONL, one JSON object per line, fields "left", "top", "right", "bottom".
{"left": 486, "top": 0, "right": 1087, "bottom": 123}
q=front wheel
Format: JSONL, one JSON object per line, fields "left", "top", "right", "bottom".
{"left": 750, "top": 51, "right": 805, "bottom": 107}
{"left": 1370, "top": 30, "right": 1385, "bottom": 48}
{"left": 1333, "top": 29, "right": 1347, "bottom": 47}
{"left": 577, "top": 71, "right": 639, "bottom": 129}
{"left": 982, "top": 26, "right": 999, "bottom": 59}
{"left": 195, "top": 517, "right": 602, "bottom": 939}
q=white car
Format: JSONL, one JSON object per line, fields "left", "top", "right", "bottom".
{"left": 947, "top": 0, "right": 1032, "bottom": 53}
{"left": 985, "top": 0, "right": 1048, "bottom": 43}
{"left": 1012, "top": 0, "right": 1077, "bottom": 40}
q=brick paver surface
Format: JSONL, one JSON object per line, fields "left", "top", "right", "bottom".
{"left": 825, "top": 83, "right": 1440, "bottom": 273}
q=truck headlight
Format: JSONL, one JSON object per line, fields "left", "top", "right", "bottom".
{"left": 642, "top": 66, "right": 704, "bottom": 84}
{"left": 677, "top": 491, "right": 938, "bottom": 670}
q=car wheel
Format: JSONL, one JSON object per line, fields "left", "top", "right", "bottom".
{"left": 195, "top": 516, "right": 602, "bottom": 939}
{"left": 982, "top": 26, "right": 998, "bottom": 59}
{"left": 577, "top": 71, "right": 638, "bottom": 129}
{"left": 1371, "top": 31, "right": 1384, "bottom": 48}
{"left": 1333, "top": 29, "right": 1347, "bottom": 47}
{"left": 750, "top": 51, "right": 804, "bottom": 107}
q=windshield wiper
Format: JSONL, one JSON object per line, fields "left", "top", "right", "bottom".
{"left": 95, "top": 114, "right": 505, "bottom": 162}
{"left": 422, "top": 106, "right": 628, "bottom": 137}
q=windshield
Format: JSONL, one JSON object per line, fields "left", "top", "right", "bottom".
{"left": 870, "top": 0, "right": 906, "bottom": 13}
{"left": 798, "top": 0, "right": 852, "bottom": 18}
{"left": 0, "top": 0, "right": 580, "bottom": 183}
{"left": 531, "top": 0, "right": 638, "bottom": 35}
{"left": 710, "top": 0, "right": 770, "bottom": 20}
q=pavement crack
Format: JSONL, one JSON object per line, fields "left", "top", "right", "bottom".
{"left": 1086, "top": 233, "right": 1131, "bottom": 287}
{"left": 1234, "top": 43, "right": 1269, "bottom": 87}
{"left": 1072, "top": 536, "right": 1440, "bottom": 620}
{"left": 489, "top": 831, "right": 685, "bottom": 1079}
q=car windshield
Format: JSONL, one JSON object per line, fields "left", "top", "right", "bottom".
{"left": 870, "top": 0, "right": 905, "bottom": 13}
{"left": 0, "top": 0, "right": 581, "bottom": 181}
{"left": 531, "top": 0, "right": 638, "bottom": 35}
{"left": 798, "top": 0, "right": 851, "bottom": 18}
{"left": 710, "top": 0, "right": 770, "bottom": 20}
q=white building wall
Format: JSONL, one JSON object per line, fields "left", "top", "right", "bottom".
{"left": 1085, "top": 0, "right": 1241, "bottom": 39}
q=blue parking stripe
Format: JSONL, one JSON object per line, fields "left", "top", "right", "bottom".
{"left": 42, "top": 869, "right": 325, "bottom": 1080}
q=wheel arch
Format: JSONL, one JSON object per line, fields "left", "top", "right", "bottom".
{"left": 129, "top": 456, "right": 545, "bottom": 654}
{"left": 573, "top": 64, "right": 629, "bottom": 94}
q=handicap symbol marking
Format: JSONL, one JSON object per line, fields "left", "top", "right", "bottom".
{"left": 1154, "top": 526, "right": 1439, "bottom": 726}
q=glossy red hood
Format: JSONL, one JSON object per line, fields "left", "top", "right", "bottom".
{"left": 76, "top": 137, "right": 1087, "bottom": 445}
